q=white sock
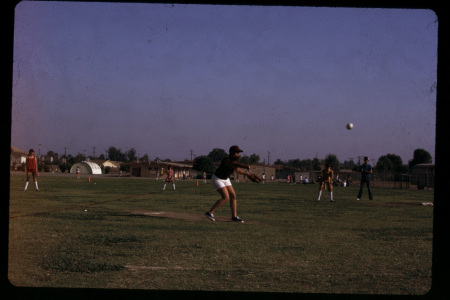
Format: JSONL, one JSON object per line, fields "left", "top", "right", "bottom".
{"left": 24, "top": 182, "right": 29, "bottom": 190}
{"left": 330, "top": 192, "right": 333, "bottom": 200}
{"left": 318, "top": 190, "right": 322, "bottom": 200}
{"left": 35, "top": 182, "right": 39, "bottom": 190}
{"left": 173, "top": 184, "right": 176, "bottom": 190}
{"left": 163, "top": 184, "right": 166, "bottom": 190}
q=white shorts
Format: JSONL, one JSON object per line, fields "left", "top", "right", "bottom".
{"left": 211, "top": 174, "right": 232, "bottom": 190}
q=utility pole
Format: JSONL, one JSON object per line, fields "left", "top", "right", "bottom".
{"left": 267, "top": 151, "right": 271, "bottom": 166}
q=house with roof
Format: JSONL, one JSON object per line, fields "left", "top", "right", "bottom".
{"left": 10, "top": 146, "right": 28, "bottom": 170}
{"left": 91, "top": 159, "right": 121, "bottom": 174}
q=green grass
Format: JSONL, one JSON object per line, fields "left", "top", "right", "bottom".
{"left": 8, "top": 174, "right": 433, "bottom": 295}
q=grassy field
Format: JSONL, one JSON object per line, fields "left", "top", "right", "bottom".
{"left": 8, "top": 173, "right": 433, "bottom": 296}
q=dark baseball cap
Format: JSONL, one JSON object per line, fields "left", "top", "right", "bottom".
{"left": 229, "top": 145, "right": 243, "bottom": 154}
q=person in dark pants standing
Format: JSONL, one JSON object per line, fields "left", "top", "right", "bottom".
{"left": 357, "top": 157, "right": 373, "bottom": 200}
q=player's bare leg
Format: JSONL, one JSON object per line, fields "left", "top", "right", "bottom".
{"left": 225, "top": 185, "right": 238, "bottom": 218}
{"left": 208, "top": 187, "right": 230, "bottom": 215}
{"left": 25, "top": 171, "right": 38, "bottom": 191}
{"left": 24, "top": 172, "right": 30, "bottom": 191}
{"left": 32, "top": 172, "right": 38, "bottom": 190}
{"left": 317, "top": 182, "right": 323, "bottom": 201}
{"left": 328, "top": 183, "right": 334, "bottom": 202}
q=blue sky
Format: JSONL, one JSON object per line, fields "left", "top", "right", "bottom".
{"left": 11, "top": 2, "right": 438, "bottom": 164}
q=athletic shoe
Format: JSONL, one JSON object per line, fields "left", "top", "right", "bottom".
{"left": 330, "top": 199, "right": 334, "bottom": 202}
{"left": 231, "top": 216, "right": 244, "bottom": 223}
{"left": 204, "top": 212, "right": 215, "bottom": 221}
{"left": 357, "top": 198, "right": 360, "bottom": 201}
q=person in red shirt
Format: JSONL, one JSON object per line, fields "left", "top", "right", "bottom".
{"left": 24, "top": 149, "right": 39, "bottom": 191}
{"left": 204, "top": 145, "right": 255, "bottom": 223}
{"left": 163, "top": 166, "right": 175, "bottom": 191}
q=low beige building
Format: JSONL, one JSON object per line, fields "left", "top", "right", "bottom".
{"left": 126, "top": 161, "right": 193, "bottom": 179}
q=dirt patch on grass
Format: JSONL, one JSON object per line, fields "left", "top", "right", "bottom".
{"left": 128, "top": 210, "right": 254, "bottom": 223}
{"left": 124, "top": 265, "right": 199, "bottom": 271}
{"left": 363, "top": 202, "right": 432, "bottom": 207}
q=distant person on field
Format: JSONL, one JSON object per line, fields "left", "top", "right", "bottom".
{"left": 235, "top": 172, "right": 240, "bottom": 183}
{"left": 76, "top": 166, "right": 80, "bottom": 179}
{"left": 163, "top": 166, "right": 175, "bottom": 191}
{"left": 203, "top": 171, "right": 207, "bottom": 183}
{"left": 204, "top": 145, "right": 255, "bottom": 223}
{"left": 317, "top": 164, "right": 334, "bottom": 202}
{"left": 24, "top": 149, "right": 39, "bottom": 191}
{"left": 357, "top": 157, "right": 373, "bottom": 200}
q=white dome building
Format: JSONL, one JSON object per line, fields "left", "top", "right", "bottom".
{"left": 70, "top": 161, "right": 102, "bottom": 175}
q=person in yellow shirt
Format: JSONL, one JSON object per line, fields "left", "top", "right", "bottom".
{"left": 318, "top": 163, "right": 334, "bottom": 202}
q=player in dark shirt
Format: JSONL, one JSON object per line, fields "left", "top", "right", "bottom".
{"left": 204, "top": 145, "right": 253, "bottom": 222}
{"left": 357, "top": 157, "right": 374, "bottom": 200}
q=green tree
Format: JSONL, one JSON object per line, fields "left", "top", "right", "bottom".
{"left": 324, "top": 154, "right": 340, "bottom": 171}
{"left": 240, "top": 155, "right": 250, "bottom": 164}
{"left": 312, "top": 157, "right": 321, "bottom": 171}
{"left": 207, "top": 148, "right": 228, "bottom": 162}
{"left": 408, "top": 148, "right": 432, "bottom": 168}
{"left": 343, "top": 159, "right": 356, "bottom": 170}
{"left": 288, "top": 159, "right": 301, "bottom": 171}
{"left": 274, "top": 159, "right": 284, "bottom": 165}
{"left": 58, "top": 163, "right": 70, "bottom": 173}
{"left": 107, "top": 146, "right": 121, "bottom": 161}
{"left": 127, "top": 148, "right": 137, "bottom": 162}
{"left": 249, "top": 154, "right": 260, "bottom": 164}
{"left": 193, "top": 155, "right": 216, "bottom": 173}
{"left": 75, "top": 153, "right": 85, "bottom": 163}
{"left": 107, "top": 146, "right": 127, "bottom": 162}
{"left": 295, "top": 159, "right": 311, "bottom": 171}
{"left": 376, "top": 154, "right": 405, "bottom": 172}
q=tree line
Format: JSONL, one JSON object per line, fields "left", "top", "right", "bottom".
{"left": 192, "top": 148, "right": 433, "bottom": 174}
{"left": 13, "top": 145, "right": 432, "bottom": 175}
